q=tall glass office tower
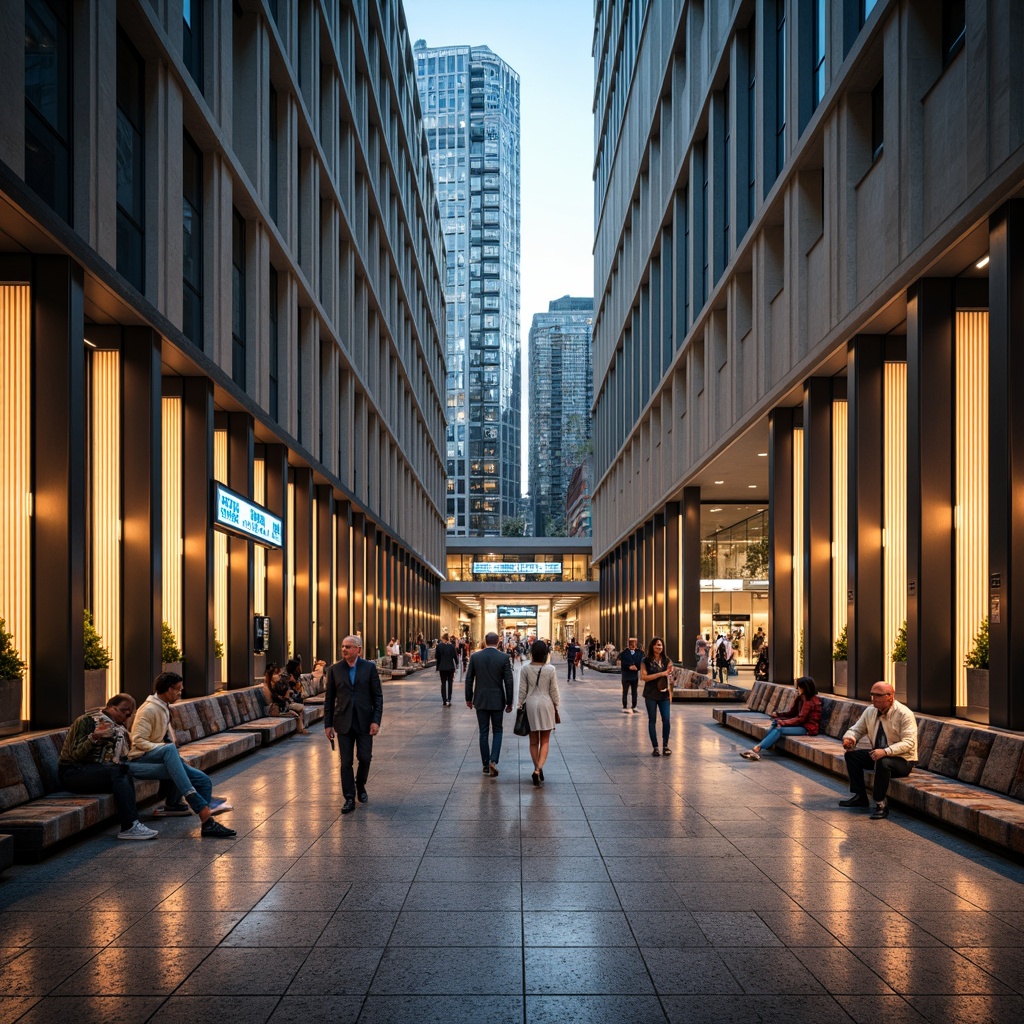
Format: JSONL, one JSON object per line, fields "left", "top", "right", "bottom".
{"left": 528, "top": 296, "right": 594, "bottom": 536}
{"left": 414, "top": 41, "right": 522, "bottom": 536}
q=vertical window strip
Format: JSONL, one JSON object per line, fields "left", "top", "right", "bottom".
{"left": 883, "top": 362, "right": 907, "bottom": 692}
{"left": 832, "top": 399, "right": 849, "bottom": 659}
{"left": 214, "top": 430, "right": 228, "bottom": 683}
{"left": 161, "top": 397, "right": 183, "bottom": 653}
{"left": 793, "top": 427, "right": 805, "bottom": 679}
{"left": 253, "top": 459, "right": 266, "bottom": 617}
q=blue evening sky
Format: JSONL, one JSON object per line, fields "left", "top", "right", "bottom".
{"left": 403, "top": 0, "right": 595, "bottom": 493}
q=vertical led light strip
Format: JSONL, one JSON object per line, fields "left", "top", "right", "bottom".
{"left": 312, "top": 493, "right": 319, "bottom": 645}
{"left": 161, "top": 397, "right": 183, "bottom": 653}
{"left": 955, "top": 311, "right": 988, "bottom": 707}
{"left": 214, "top": 431, "right": 228, "bottom": 681}
{"left": 0, "top": 285, "right": 32, "bottom": 720}
{"left": 792, "top": 427, "right": 805, "bottom": 678}
{"left": 884, "top": 362, "right": 907, "bottom": 690}
{"left": 832, "top": 400, "right": 848, "bottom": 651}
{"left": 287, "top": 481, "right": 295, "bottom": 658}
{"left": 91, "top": 350, "right": 121, "bottom": 696}
{"left": 253, "top": 460, "right": 266, "bottom": 616}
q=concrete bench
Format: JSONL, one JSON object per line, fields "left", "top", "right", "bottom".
{"left": 0, "top": 681, "right": 324, "bottom": 859}
{"left": 670, "top": 666, "right": 748, "bottom": 701}
{"left": 714, "top": 681, "right": 1024, "bottom": 855}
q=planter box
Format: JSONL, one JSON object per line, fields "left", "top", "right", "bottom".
{"left": 215, "top": 657, "right": 224, "bottom": 686}
{"left": 84, "top": 668, "right": 108, "bottom": 710}
{"left": 0, "top": 677, "right": 22, "bottom": 736}
{"left": 833, "top": 660, "right": 848, "bottom": 696}
{"left": 894, "top": 661, "right": 907, "bottom": 703}
{"left": 162, "top": 661, "right": 183, "bottom": 678}
{"left": 961, "top": 667, "right": 990, "bottom": 724}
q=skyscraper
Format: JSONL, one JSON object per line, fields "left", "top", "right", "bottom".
{"left": 414, "top": 40, "right": 522, "bottom": 536}
{"left": 528, "top": 296, "right": 594, "bottom": 536}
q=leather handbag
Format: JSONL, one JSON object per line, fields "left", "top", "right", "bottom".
{"left": 513, "top": 704, "right": 530, "bottom": 736}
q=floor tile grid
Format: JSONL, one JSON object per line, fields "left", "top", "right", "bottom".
{"left": 2, "top": 663, "right": 1024, "bottom": 1023}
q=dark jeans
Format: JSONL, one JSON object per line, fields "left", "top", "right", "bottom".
{"left": 338, "top": 728, "right": 373, "bottom": 801}
{"left": 58, "top": 762, "right": 139, "bottom": 830}
{"left": 844, "top": 749, "right": 916, "bottom": 801}
{"left": 645, "top": 698, "right": 671, "bottom": 747}
{"left": 476, "top": 708, "right": 504, "bottom": 766}
{"left": 439, "top": 671, "right": 454, "bottom": 703}
{"left": 621, "top": 677, "right": 638, "bottom": 708}
{"left": 567, "top": 660, "right": 576, "bottom": 680}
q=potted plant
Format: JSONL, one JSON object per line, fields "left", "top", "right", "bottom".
{"left": 162, "top": 621, "right": 183, "bottom": 676}
{"left": 891, "top": 619, "right": 908, "bottom": 702}
{"left": 214, "top": 630, "right": 225, "bottom": 687}
{"left": 0, "top": 617, "right": 26, "bottom": 736}
{"left": 964, "top": 617, "right": 989, "bottom": 720}
{"left": 832, "top": 624, "right": 848, "bottom": 696}
{"left": 84, "top": 610, "right": 112, "bottom": 709}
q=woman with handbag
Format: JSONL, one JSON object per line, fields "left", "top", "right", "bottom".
{"left": 641, "top": 637, "right": 674, "bottom": 757}
{"left": 517, "top": 639, "right": 560, "bottom": 787}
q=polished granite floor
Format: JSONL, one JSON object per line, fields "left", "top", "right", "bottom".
{"left": 2, "top": 661, "right": 1024, "bottom": 1024}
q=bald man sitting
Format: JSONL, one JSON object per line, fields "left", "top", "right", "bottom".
{"left": 838, "top": 681, "right": 918, "bottom": 820}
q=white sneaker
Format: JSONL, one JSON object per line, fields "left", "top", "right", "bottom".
{"left": 209, "top": 797, "right": 232, "bottom": 814}
{"left": 632, "top": 708, "right": 639, "bottom": 714}
{"left": 118, "top": 820, "right": 158, "bottom": 840}
{"left": 622, "top": 708, "right": 630, "bottom": 714}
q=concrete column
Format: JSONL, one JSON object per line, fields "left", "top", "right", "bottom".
{"left": 227, "top": 413, "right": 254, "bottom": 687}
{"left": 769, "top": 406, "right": 796, "bottom": 685}
{"left": 291, "top": 467, "right": 314, "bottom": 667}
{"left": 263, "top": 444, "right": 289, "bottom": 667}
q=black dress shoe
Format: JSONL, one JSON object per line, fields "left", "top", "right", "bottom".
{"left": 870, "top": 800, "right": 889, "bottom": 820}
{"left": 839, "top": 794, "right": 869, "bottom": 807}
{"left": 357, "top": 787, "right": 368, "bottom": 803}
{"left": 341, "top": 798, "right": 356, "bottom": 814}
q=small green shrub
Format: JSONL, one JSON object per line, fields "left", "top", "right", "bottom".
{"left": 162, "top": 621, "right": 182, "bottom": 664}
{"left": 0, "top": 618, "right": 26, "bottom": 681}
{"left": 83, "top": 610, "right": 112, "bottom": 670}
{"left": 965, "top": 618, "right": 989, "bottom": 670}
{"left": 891, "top": 620, "right": 907, "bottom": 664}
{"left": 214, "top": 630, "right": 224, "bottom": 660}
{"left": 832, "top": 624, "right": 848, "bottom": 662}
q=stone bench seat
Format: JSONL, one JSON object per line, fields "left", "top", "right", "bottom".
{"left": 714, "top": 681, "right": 1024, "bottom": 855}
{"left": 671, "top": 667, "right": 747, "bottom": 701}
{"left": 0, "top": 675, "right": 323, "bottom": 860}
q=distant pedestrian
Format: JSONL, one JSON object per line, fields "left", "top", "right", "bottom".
{"left": 695, "top": 633, "right": 710, "bottom": 673}
{"left": 518, "top": 639, "right": 560, "bottom": 786}
{"left": 435, "top": 633, "right": 458, "bottom": 706}
{"left": 618, "top": 637, "right": 643, "bottom": 713}
{"left": 565, "top": 637, "right": 581, "bottom": 680}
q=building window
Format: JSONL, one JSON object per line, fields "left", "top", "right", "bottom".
{"left": 860, "top": 0, "right": 879, "bottom": 26}
{"left": 775, "top": 0, "right": 787, "bottom": 179}
{"left": 182, "top": 132, "right": 203, "bottom": 348}
{"left": 813, "top": 0, "right": 826, "bottom": 108}
{"left": 745, "top": 18, "right": 756, "bottom": 231}
{"left": 269, "top": 266, "right": 279, "bottom": 421}
{"left": 870, "top": 77, "right": 884, "bottom": 162}
{"left": 183, "top": 0, "right": 203, "bottom": 92}
{"left": 721, "top": 81, "right": 730, "bottom": 275}
{"left": 942, "top": 0, "right": 966, "bottom": 68}
{"left": 24, "top": 0, "right": 71, "bottom": 223}
{"left": 116, "top": 29, "right": 145, "bottom": 293}
{"left": 232, "top": 209, "right": 245, "bottom": 389}
{"left": 268, "top": 86, "right": 278, "bottom": 224}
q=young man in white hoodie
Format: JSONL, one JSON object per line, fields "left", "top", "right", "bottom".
{"left": 127, "top": 672, "right": 235, "bottom": 837}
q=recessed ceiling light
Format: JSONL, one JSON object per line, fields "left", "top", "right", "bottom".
{"left": 748, "top": 484, "right": 757, "bottom": 489}
{"left": 976, "top": 255, "right": 990, "bottom": 269}
{"left": 714, "top": 480, "right": 724, "bottom": 485}
{"left": 757, "top": 452, "right": 767, "bottom": 457}
{"left": 710, "top": 507, "right": 722, "bottom": 513}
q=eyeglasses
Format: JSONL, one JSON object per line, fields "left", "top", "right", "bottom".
{"left": 870, "top": 693, "right": 892, "bottom": 700}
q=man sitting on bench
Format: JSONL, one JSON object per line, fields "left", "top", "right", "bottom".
{"left": 839, "top": 681, "right": 918, "bottom": 820}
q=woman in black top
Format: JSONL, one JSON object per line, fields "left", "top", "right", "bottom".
{"left": 640, "top": 637, "right": 674, "bottom": 756}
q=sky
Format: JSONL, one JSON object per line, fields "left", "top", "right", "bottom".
{"left": 402, "top": 0, "right": 595, "bottom": 494}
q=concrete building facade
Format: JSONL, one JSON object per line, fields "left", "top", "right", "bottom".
{"left": 0, "top": 0, "right": 447, "bottom": 731}
{"left": 591, "top": 0, "right": 1024, "bottom": 730}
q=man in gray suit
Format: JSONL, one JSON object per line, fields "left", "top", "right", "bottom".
{"left": 465, "top": 631, "right": 514, "bottom": 777}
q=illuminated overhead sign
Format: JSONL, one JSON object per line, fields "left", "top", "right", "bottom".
{"left": 472, "top": 562, "right": 561, "bottom": 575}
{"left": 212, "top": 482, "right": 283, "bottom": 548}
{"left": 497, "top": 605, "right": 538, "bottom": 618}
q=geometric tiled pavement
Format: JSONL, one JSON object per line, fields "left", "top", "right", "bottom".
{"left": 2, "top": 662, "right": 1023, "bottom": 1023}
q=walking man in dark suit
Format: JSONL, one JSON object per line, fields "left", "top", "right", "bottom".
{"left": 435, "top": 633, "right": 458, "bottom": 706}
{"left": 465, "top": 631, "right": 514, "bottom": 777}
{"left": 325, "top": 635, "right": 383, "bottom": 815}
